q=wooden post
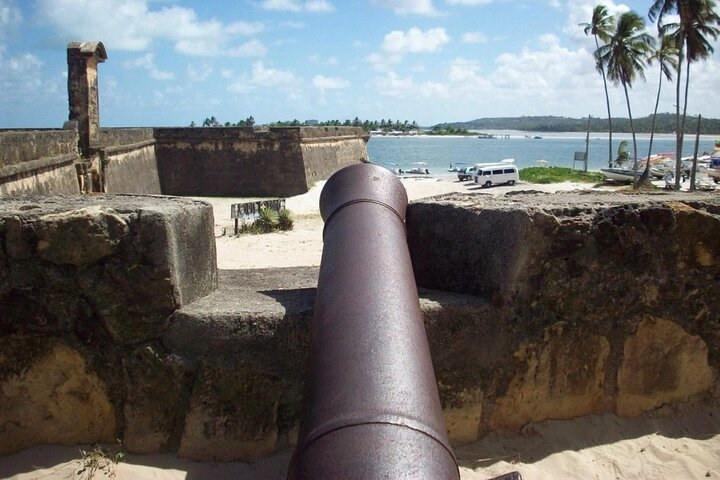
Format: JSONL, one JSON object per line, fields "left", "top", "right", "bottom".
{"left": 584, "top": 114, "right": 591, "bottom": 172}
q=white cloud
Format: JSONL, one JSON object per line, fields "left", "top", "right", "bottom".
{"left": 313, "top": 74, "right": 350, "bottom": 90}
{"left": 461, "top": 31, "right": 488, "bottom": 43}
{"left": 0, "top": 52, "right": 63, "bottom": 106}
{"left": 447, "top": 57, "right": 481, "bottom": 82}
{"left": 0, "top": 0, "right": 22, "bottom": 30}
{"left": 187, "top": 64, "right": 213, "bottom": 83}
{"left": 227, "top": 40, "right": 268, "bottom": 57}
{"left": 257, "top": 0, "right": 334, "bottom": 12}
{"left": 539, "top": 33, "right": 560, "bottom": 45}
{"left": 371, "top": 0, "right": 439, "bottom": 16}
{"left": 308, "top": 55, "right": 339, "bottom": 65}
{"left": 35, "top": 0, "right": 267, "bottom": 57}
{"left": 445, "top": 0, "right": 494, "bottom": 5}
{"left": 227, "top": 62, "right": 299, "bottom": 93}
{"left": 382, "top": 27, "right": 449, "bottom": 54}
{"left": 226, "top": 21, "right": 265, "bottom": 36}
{"left": 124, "top": 53, "right": 175, "bottom": 80}
{"left": 366, "top": 52, "right": 403, "bottom": 72}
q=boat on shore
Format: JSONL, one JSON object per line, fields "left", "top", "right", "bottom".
{"left": 600, "top": 167, "right": 639, "bottom": 183}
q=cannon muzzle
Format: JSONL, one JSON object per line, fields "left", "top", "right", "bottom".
{"left": 288, "top": 164, "right": 460, "bottom": 479}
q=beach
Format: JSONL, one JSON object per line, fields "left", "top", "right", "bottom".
{"left": 2, "top": 175, "right": 719, "bottom": 480}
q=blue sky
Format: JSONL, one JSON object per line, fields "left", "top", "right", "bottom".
{"left": 1, "top": 0, "right": 718, "bottom": 128}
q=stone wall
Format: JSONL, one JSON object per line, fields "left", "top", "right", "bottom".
{"left": 0, "top": 129, "right": 81, "bottom": 195}
{"left": 300, "top": 128, "right": 369, "bottom": 187}
{"left": 0, "top": 129, "right": 79, "bottom": 167}
{"left": 1, "top": 127, "right": 367, "bottom": 197}
{"left": 100, "top": 139, "right": 161, "bottom": 194}
{"left": 154, "top": 126, "right": 367, "bottom": 197}
{"left": 0, "top": 195, "right": 217, "bottom": 454}
{"left": 1, "top": 192, "right": 718, "bottom": 461}
{"left": 407, "top": 191, "right": 720, "bottom": 442}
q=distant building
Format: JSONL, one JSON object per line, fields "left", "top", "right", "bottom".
{"left": 305, "top": 119, "right": 319, "bottom": 126}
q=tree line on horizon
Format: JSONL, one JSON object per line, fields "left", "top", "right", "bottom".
{"left": 190, "top": 116, "right": 423, "bottom": 133}
{"left": 438, "top": 113, "right": 720, "bottom": 134}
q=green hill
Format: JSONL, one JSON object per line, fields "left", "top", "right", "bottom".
{"left": 436, "top": 114, "right": 720, "bottom": 135}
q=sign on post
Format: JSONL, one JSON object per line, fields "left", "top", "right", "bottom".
{"left": 231, "top": 199, "right": 286, "bottom": 234}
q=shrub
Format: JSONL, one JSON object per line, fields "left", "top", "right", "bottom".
{"left": 255, "top": 206, "right": 279, "bottom": 233}
{"left": 278, "top": 209, "right": 294, "bottom": 231}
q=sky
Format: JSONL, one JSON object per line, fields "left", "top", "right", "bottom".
{"left": 0, "top": 0, "right": 718, "bottom": 128}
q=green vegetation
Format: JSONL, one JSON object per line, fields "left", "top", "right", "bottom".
{"left": 436, "top": 113, "right": 720, "bottom": 134}
{"left": 238, "top": 208, "right": 294, "bottom": 235}
{"left": 520, "top": 167, "right": 605, "bottom": 184}
{"left": 427, "top": 126, "right": 473, "bottom": 136}
{"left": 192, "top": 116, "right": 423, "bottom": 134}
{"left": 278, "top": 208, "right": 294, "bottom": 231}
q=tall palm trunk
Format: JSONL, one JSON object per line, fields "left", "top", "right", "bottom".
{"left": 595, "top": 35, "right": 613, "bottom": 167}
{"left": 680, "top": 54, "right": 692, "bottom": 178}
{"left": 674, "top": 41, "right": 684, "bottom": 189}
{"left": 641, "top": 65, "right": 665, "bottom": 184}
{"left": 622, "top": 82, "right": 639, "bottom": 188}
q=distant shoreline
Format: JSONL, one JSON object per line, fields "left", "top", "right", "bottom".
{"left": 370, "top": 131, "right": 719, "bottom": 141}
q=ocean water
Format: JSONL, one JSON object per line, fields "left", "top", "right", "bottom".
{"left": 366, "top": 132, "right": 718, "bottom": 174}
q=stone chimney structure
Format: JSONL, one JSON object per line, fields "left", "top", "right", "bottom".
{"left": 67, "top": 41, "right": 107, "bottom": 156}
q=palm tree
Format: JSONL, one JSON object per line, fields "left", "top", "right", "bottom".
{"left": 581, "top": 5, "right": 616, "bottom": 167}
{"left": 599, "top": 11, "right": 654, "bottom": 188}
{"left": 639, "top": 34, "right": 679, "bottom": 186}
{"left": 649, "top": 0, "right": 720, "bottom": 189}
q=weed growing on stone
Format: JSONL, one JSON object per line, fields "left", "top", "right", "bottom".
{"left": 69, "top": 440, "right": 125, "bottom": 480}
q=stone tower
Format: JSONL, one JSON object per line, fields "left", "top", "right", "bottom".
{"left": 67, "top": 41, "right": 107, "bottom": 156}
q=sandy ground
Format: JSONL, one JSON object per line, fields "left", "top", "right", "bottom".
{"left": 209, "top": 174, "right": 631, "bottom": 269}
{"left": 2, "top": 174, "right": 718, "bottom": 479}
{"left": 2, "top": 402, "right": 718, "bottom": 479}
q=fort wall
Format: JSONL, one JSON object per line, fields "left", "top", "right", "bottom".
{"left": 0, "top": 129, "right": 81, "bottom": 195}
{"left": 0, "top": 126, "right": 368, "bottom": 197}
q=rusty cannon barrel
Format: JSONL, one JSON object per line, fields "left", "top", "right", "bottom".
{"left": 288, "top": 164, "right": 459, "bottom": 479}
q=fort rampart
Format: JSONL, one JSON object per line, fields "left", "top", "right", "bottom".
{"left": 1, "top": 192, "right": 718, "bottom": 460}
{"left": 0, "top": 125, "right": 368, "bottom": 198}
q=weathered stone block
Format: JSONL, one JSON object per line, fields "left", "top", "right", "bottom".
{"left": 0, "top": 340, "right": 116, "bottom": 454}
{"left": 178, "top": 360, "right": 284, "bottom": 461}
{"left": 489, "top": 322, "right": 610, "bottom": 431}
{"left": 617, "top": 317, "right": 714, "bottom": 417}
{"left": 0, "top": 195, "right": 217, "bottom": 344}
{"left": 123, "top": 345, "right": 192, "bottom": 453}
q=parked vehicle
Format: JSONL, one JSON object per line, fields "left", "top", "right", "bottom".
{"left": 473, "top": 164, "right": 519, "bottom": 187}
{"left": 457, "top": 166, "right": 476, "bottom": 181}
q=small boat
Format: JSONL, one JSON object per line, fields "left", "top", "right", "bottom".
{"left": 447, "top": 162, "right": 466, "bottom": 172}
{"left": 477, "top": 133, "right": 497, "bottom": 139}
{"left": 533, "top": 135, "right": 543, "bottom": 140}
{"left": 600, "top": 167, "right": 639, "bottom": 183}
{"left": 406, "top": 167, "right": 430, "bottom": 175}
{"left": 707, "top": 156, "right": 720, "bottom": 183}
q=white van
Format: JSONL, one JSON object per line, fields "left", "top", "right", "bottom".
{"left": 473, "top": 163, "right": 519, "bottom": 187}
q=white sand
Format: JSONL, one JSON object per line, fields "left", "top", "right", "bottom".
{"left": 2, "top": 402, "right": 718, "bottom": 479}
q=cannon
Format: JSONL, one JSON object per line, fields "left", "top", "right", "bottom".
{"left": 288, "top": 164, "right": 460, "bottom": 479}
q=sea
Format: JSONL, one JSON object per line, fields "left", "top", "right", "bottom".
{"left": 366, "top": 131, "right": 718, "bottom": 175}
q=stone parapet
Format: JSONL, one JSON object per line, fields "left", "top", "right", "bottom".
{"left": 0, "top": 129, "right": 79, "bottom": 167}
{"left": 1, "top": 192, "right": 718, "bottom": 462}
